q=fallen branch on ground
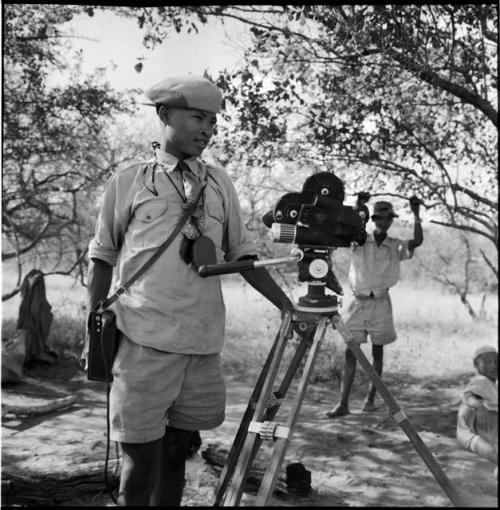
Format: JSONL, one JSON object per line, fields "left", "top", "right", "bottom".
{"left": 1, "top": 395, "right": 77, "bottom": 418}
{"left": 1, "top": 459, "right": 120, "bottom": 505}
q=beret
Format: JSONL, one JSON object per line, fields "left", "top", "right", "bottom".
{"left": 142, "top": 75, "right": 222, "bottom": 114}
{"left": 473, "top": 345, "right": 497, "bottom": 361}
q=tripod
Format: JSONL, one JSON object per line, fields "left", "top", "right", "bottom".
{"left": 199, "top": 247, "right": 466, "bottom": 507}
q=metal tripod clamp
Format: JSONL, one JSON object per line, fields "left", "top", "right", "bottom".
{"left": 392, "top": 410, "right": 408, "bottom": 424}
{"left": 266, "top": 393, "right": 282, "bottom": 408}
{"left": 248, "top": 420, "right": 291, "bottom": 441}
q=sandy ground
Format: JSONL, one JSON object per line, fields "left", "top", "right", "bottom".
{"left": 1, "top": 358, "right": 497, "bottom": 507}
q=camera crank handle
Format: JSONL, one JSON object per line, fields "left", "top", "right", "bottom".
{"left": 198, "top": 250, "right": 304, "bottom": 278}
{"left": 198, "top": 259, "right": 257, "bottom": 277}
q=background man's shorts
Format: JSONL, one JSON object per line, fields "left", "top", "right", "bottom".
{"left": 109, "top": 333, "right": 225, "bottom": 444}
{"left": 344, "top": 292, "right": 397, "bottom": 346}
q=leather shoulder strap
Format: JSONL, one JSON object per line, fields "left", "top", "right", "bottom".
{"left": 98, "top": 192, "right": 201, "bottom": 311}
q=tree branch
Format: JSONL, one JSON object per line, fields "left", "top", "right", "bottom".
{"left": 429, "top": 219, "right": 496, "bottom": 246}
{"left": 390, "top": 51, "right": 497, "bottom": 128}
{"left": 479, "top": 248, "right": 498, "bottom": 279}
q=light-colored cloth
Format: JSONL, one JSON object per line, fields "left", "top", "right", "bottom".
{"left": 348, "top": 233, "right": 413, "bottom": 297}
{"left": 456, "top": 404, "right": 498, "bottom": 451}
{"left": 456, "top": 375, "right": 498, "bottom": 452}
{"left": 464, "top": 374, "right": 498, "bottom": 412}
{"left": 344, "top": 292, "right": 397, "bottom": 345}
{"left": 110, "top": 333, "right": 226, "bottom": 443}
{"left": 88, "top": 148, "right": 257, "bottom": 354}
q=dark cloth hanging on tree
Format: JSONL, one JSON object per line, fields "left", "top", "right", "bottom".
{"left": 16, "top": 269, "right": 55, "bottom": 364}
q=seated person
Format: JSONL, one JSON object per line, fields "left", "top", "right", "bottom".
{"left": 456, "top": 345, "right": 498, "bottom": 478}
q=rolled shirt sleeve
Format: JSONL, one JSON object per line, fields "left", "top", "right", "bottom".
{"left": 88, "top": 165, "right": 140, "bottom": 266}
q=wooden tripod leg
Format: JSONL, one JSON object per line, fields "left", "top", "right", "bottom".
{"left": 332, "top": 315, "right": 467, "bottom": 508}
{"left": 217, "top": 330, "right": 313, "bottom": 505}
{"left": 214, "top": 314, "right": 291, "bottom": 505}
{"left": 222, "top": 312, "right": 293, "bottom": 506}
{"left": 271, "top": 330, "right": 314, "bottom": 407}
{"left": 255, "top": 316, "right": 329, "bottom": 506}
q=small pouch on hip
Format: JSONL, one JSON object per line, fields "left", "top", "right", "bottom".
{"left": 180, "top": 235, "right": 217, "bottom": 270}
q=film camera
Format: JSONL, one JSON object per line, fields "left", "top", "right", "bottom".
{"left": 262, "top": 172, "right": 367, "bottom": 248}
{"left": 198, "top": 171, "right": 366, "bottom": 297}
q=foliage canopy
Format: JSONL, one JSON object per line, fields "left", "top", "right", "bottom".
{"left": 2, "top": 4, "right": 138, "bottom": 297}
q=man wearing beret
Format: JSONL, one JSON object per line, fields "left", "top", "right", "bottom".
{"left": 86, "top": 75, "right": 293, "bottom": 505}
{"left": 327, "top": 198, "right": 423, "bottom": 418}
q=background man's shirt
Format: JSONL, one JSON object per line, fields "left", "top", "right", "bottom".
{"left": 89, "top": 149, "right": 257, "bottom": 354}
{"left": 348, "top": 232, "right": 413, "bottom": 297}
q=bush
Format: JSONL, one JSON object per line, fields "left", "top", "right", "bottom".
{"left": 48, "top": 313, "right": 86, "bottom": 360}
{"left": 1, "top": 313, "right": 86, "bottom": 362}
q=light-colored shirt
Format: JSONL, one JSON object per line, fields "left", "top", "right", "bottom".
{"left": 457, "top": 374, "right": 498, "bottom": 450}
{"left": 88, "top": 149, "right": 257, "bottom": 354}
{"left": 463, "top": 374, "right": 498, "bottom": 412}
{"left": 348, "top": 232, "right": 413, "bottom": 297}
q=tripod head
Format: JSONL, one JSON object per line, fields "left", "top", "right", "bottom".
{"left": 198, "top": 244, "right": 343, "bottom": 311}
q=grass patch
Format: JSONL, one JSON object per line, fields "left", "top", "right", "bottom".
{"left": 2, "top": 277, "right": 496, "bottom": 390}
{"left": 222, "top": 278, "right": 497, "bottom": 389}
{"left": 2, "top": 313, "right": 86, "bottom": 362}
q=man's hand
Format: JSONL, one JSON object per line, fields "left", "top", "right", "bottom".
{"left": 409, "top": 195, "right": 422, "bottom": 217}
{"left": 356, "top": 191, "right": 371, "bottom": 206}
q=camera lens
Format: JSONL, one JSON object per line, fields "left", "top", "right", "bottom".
{"left": 271, "top": 223, "right": 296, "bottom": 243}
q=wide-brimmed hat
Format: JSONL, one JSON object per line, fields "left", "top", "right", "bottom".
{"left": 371, "top": 201, "right": 398, "bottom": 219}
{"left": 141, "top": 75, "right": 222, "bottom": 114}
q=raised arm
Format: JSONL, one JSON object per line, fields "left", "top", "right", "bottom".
{"left": 408, "top": 196, "right": 423, "bottom": 251}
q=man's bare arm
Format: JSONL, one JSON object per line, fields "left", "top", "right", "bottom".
{"left": 239, "top": 266, "right": 293, "bottom": 313}
{"left": 87, "top": 258, "right": 113, "bottom": 312}
{"left": 408, "top": 196, "right": 423, "bottom": 251}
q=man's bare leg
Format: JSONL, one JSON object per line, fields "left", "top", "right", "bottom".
{"left": 118, "top": 438, "right": 162, "bottom": 506}
{"left": 363, "top": 344, "right": 384, "bottom": 411}
{"left": 149, "top": 426, "right": 193, "bottom": 506}
{"left": 327, "top": 347, "right": 357, "bottom": 418}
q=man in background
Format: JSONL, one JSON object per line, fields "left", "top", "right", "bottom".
{"left": 327, "top": 197, "right": 423, "bottom": 418}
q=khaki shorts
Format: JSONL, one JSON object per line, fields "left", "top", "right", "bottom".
{"left": 109, "top": 334, "right": 225, "bottom": 444}
{"left": 344, "top": 292, "right": 397, "bottom": 346}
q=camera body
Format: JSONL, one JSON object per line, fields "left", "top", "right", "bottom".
{"left": 263, "top": 172, "right": 366, "bottom": 248}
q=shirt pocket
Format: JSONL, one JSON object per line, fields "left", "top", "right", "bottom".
{"left": 135, "top": 200, "right": 167, "bottom": 223}
{"left": 128, "top": 199, "right": 169, "bottom": 247}
{"left": 206, "top": 201, "right": 224, "bottom": 223}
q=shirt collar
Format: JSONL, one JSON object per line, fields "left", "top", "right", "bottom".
{"left": 367, "top": 232, "right": 391, "bottom": 247}
{"left": 154, "top": 148, "right": 199, "bottom": 175}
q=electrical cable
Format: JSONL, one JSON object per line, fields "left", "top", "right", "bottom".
{"left": 104, "top": 380, "right": 118, "bottom": 505}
